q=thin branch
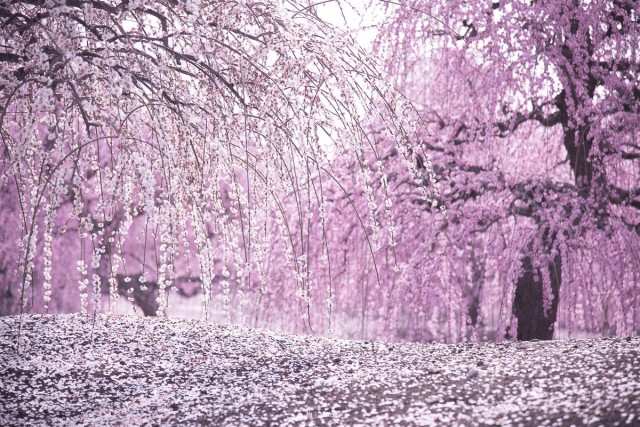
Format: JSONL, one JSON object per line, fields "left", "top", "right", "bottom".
{"left": 379, "top": 0, "right": 464, "bottom": 40}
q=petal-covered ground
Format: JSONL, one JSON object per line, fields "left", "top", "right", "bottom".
{"left": 0, "top": 314, "right": 638, "bottom": 426}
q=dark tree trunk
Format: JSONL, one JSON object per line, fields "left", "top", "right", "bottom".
{"left": 0, "top": 275, "right": 18, "bottom": 317}
{"left": 513, "top": 250, "right": 562, "bottom": 340}
{"left": 100, "top": 274, "right": 159, "bottom": 316}
{"left": 467, "top": 240, "right": 485, "bottom": 338}
{"left": 510, "top": 91, "right": 589, "bottom": 341}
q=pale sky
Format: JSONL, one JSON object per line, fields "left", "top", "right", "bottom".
{"left": 313, "top": 0, "right": 384, "bottom": 52}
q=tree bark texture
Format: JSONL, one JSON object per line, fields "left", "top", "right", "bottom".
{"left": 513, "top": 251, "right": 562, "bottom": 340}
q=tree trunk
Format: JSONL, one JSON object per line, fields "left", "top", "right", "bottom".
{"left": 100, "top": 273, "right": 159, "bottom": 316}
{"left": 466, "top": 240, "right": 485, "bottom": 340}
{"left": 513, "top": 251, "right": 562, "bottom": 340}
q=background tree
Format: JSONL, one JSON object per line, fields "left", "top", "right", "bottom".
{"left": 375, "top": 0, "right": 640, "bottom": 340}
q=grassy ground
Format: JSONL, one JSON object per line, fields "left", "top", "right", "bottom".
{"left": 1, "top": 313, "right": 639, "bottom": 426}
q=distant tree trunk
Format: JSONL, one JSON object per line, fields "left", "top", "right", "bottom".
{"left": 126, "top": 278, "right": 160, "bottom": 317}
{"left": 99, "top": 272, "right": 159, "bottom": 317}
{"left": 467, "top": 240, "right": 485, "bottom": 339}
{"left": 513, "top": 248, "right": 562, "bottom": 340}
{"left": 0, "top": 275, "right": 18, "bottom": 317}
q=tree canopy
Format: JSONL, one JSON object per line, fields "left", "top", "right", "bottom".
{"left": 0, "top": 0, "right": 440, "bottom": 336}
{"left": 376, "top": 0, "right": 640, "bottom": 340}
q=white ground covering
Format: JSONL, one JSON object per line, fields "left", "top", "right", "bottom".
{"left": 0, "top": 314, "right": 639, "bottom": 426}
